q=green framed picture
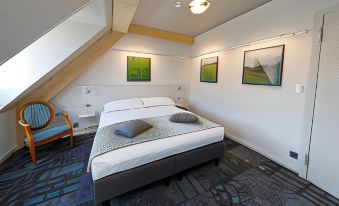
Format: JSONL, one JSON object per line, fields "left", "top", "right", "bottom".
{"left": 200, "top": 56, "right": 218, "bottom": 83}
{"left": 127, "top": 56, "right": 151, "bottom": 81}
{"left": 242, "top": 45, "right": 285, "bottom": 86}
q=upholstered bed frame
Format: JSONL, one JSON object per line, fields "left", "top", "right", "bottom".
{"left": 94, "top": 141, "right": 225, "bottom": 204}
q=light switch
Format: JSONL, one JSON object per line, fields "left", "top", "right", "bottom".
{"left": 296, "top": 84, "right": 305, "bottom": 93}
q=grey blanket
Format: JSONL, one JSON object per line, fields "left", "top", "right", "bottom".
{"left": 87, "top": 115, "right": 220, "bottom": 172}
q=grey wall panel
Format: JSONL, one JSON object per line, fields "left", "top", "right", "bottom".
{"left": 308, "top": 9, "right": 339, "bottom": 199}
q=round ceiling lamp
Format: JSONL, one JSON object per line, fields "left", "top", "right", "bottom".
{"left": 175, "top": 1, "right": 182, "bottom": 8}
{"left": 189, "top": 0, "right": 210, "bottom": 14}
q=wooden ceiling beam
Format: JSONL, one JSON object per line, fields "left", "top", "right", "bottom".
{"left": 26, "top": 31, "right": 124, "bottom": 102}
{"left": 0, "top": 31, "right": 124, "bottom": 113}
{"left": 12, "top": 30, "right": 124, "bottom": 149}
{"left": 128, "top": 24, "right": 194, "bottom": 45}
{"left": 113, "top": 0, "right": 140, "bottom": 33}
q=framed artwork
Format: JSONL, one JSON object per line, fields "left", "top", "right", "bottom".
{"left": 200, "top": 56, "right": 218, "bottom": 83}
{"left": 127, "top": 56, "right": 151, "bottom": 81}
{"left": 242, "top": 45, "right": 285, "bottom": 86}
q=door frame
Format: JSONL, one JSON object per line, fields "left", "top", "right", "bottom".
{"left": 300, "top": 3, "right": 339, "bottom": 179}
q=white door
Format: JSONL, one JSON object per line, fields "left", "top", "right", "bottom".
{"left": 307, "top": 10, "right": 339, "bottom": 199}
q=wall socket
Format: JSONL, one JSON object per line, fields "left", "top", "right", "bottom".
{"left": 295, "top": 84, "right": 305, "bottom": 93}
{"left": 73, "top": 122, "right": 79, "bottom": 128}
{"left": 290, "top": 151, "right": 298, "bottom": 159}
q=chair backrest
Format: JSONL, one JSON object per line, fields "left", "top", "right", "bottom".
{"left": 19, "top": 102, "right": 55, "bottom": 131}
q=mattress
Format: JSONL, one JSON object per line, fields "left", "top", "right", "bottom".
{"left": 91, "top": 105, "right": 224, "bottom": 180}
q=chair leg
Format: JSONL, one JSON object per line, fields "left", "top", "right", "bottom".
{"left": 70, "top": 132, "right": 75, "bottom": 148}
{"left": 176, "top": 173, "right": 183, "bottom": 181}
{"left": 29, "top": 145, "right": 36, "bottom": 164}
{"left": 102, "top": 199, "right": 110, "bottom": 206}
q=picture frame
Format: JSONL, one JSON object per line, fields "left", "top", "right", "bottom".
{"left": 127, "top": 56, "right": 151, "bottom": 82}
{"left": 242, "top": 45, "right": 285, "bottom": 86}
{"left": 200, "top": 56, "right": 218, "bottom": 83}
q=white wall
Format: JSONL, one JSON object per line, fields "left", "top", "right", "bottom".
{"left": 0, "top": 0, "right": 109, "bottom": 108}
{"left": 0, "top": 108, "right": 17, "bottom": 164}
{"left": 190, "top": 35, "right": 311, "bottom": 173}
{"left": 53, "top": 34, "right": 192, "bottom": 128}
{"left": 189, "top": 0, "right": 339, "bottom": 176}
{"left": 0, "top": 20, "right": 106, "bottom": 107}
{"left": 0, "top": 0, "right": 93, "bottom": 66}
{"left": 193, "top": 0, "right": 339, "bottom": 57}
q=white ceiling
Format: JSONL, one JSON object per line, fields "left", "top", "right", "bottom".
{"left": 132, "top": 0, "right": 272, "bottom": 36}
{"left": 0, "top": 0, "right": 93, "bottom": 66}
{"left": 70, "top": 0, "right": 108, "bottom": 25}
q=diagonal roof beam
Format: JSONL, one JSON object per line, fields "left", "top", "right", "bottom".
{"left": 13, "top": 30, "right": 124, "bottom": 148}
{"left": 26, "top": 31, "right": 124, "bottom": 102}
{"left": 1, "top": 31, "right": 124, "bottom": 113}
{"left": 113, "top": 0, "right": 140, "bottom": 33}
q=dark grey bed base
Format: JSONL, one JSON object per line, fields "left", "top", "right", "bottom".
{"left": 93, "top": 141, "right": 225, "bottom": 204}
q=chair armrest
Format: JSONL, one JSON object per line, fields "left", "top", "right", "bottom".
{"left": 18, "top": 120, "right": 34, "bottom": 145}
{"left": 18, "top": 120, "right": 30, "bottom": 128}
{"left": 63, "top": 113, "right": 73, "bottom": 130}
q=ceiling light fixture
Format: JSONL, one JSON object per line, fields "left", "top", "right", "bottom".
{"left": 189, "top": 0, "right": 210, "bottom": 14}
{"left": 175, "top": 1, "right": 182, "bottom": 8}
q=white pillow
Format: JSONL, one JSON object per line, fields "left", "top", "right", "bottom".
{"left": 103, "top": 98, "right": 143, "bottom": 112}
{"left": 141, "top": 97, "right": 175, "bottom": 107}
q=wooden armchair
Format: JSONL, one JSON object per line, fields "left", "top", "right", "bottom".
{"left": 18, "top": 101, "right": 74, "bottom": 163}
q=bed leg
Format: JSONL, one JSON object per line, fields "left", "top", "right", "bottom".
{"left": 102, "top": 199, "right": 110, "bottom": 206}
{"left": 176, "top": 173, "right": 183, "bottom": 181}
{"left": 164, "top": 177, "right": 171, "bottom": 186}
{"left": 214, "top": 158, "right": 220, "bottom": 166}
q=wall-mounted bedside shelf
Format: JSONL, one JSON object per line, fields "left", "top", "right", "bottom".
{"left": 73, "top": 126, "right": 98, "bottom": 136}
{"left": 78, "top": 108, "right": 95, "bottom": 118}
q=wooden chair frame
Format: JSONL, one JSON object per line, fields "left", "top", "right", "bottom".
{"left": 18, "top": 101, "right": 74, "bottom": 163}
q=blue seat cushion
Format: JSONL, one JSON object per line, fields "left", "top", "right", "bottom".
{"left": 25, "top": 125, "right": 70, "bottom": 144}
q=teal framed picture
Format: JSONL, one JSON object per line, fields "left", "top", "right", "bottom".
{"left": 242, "top": 45, "right": 285, "bottom": 86}
{"left": 127, "top": 56, "right": 151, "bottom": 81}
{"left": 200, "top": 56, "right": 218, "bottom": 83}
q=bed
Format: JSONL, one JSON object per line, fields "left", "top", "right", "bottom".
{"left": 90, "top": 97, "right": 225, "bottom": 204}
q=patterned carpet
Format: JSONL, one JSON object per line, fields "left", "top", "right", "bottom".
{"left": 0, "top": 133, "right": 338, "bottom": 206}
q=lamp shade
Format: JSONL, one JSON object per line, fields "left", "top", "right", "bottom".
{"left": 189, "top": 0, "right": 210, "bottom": 14}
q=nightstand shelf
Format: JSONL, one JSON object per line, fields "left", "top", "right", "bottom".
{"left": 73, "top": 126, "right": 98, "bottom": 136}
{"left": 78, "top": 109, "right": 95, "bottom": 118}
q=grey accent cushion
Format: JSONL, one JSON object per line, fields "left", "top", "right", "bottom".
{"left": 114, "top": 120, "right": 152, "bottom": 138}
{"left": 169, "top": 113, "right": 198, "bottom": 123}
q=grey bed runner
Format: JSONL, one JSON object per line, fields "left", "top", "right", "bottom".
{"left": 87, "top": 115, "right": 220, "bottom": 172}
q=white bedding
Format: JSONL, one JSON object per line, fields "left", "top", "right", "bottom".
{"left": 91, "top": 105, "right": 224, "bottom": 180}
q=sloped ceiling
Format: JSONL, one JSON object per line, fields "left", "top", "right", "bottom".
{"left": 0, "top": 0, "right": 93, "bottom": 66}
{"left": 132, "top": 0, "right": 272, "bottom": 36}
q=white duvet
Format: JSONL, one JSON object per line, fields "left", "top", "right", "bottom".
{"left": 91, "top": 105, "right": 224, "bottom": 180}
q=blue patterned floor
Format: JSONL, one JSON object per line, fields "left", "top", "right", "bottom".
{"left": 0, "top": 134, "right": 338, "bottom": 206}
{"left": 0, "top": 134, "right": 94, "bottom": 206}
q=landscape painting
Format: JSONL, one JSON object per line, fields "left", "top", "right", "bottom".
{"left": 200, "top": 56, "right": 218, "bottom": 83}
{"left": 242, "top": 45, "right": 284, "bottom": 86}
{"left": 127, "top": 56, "right": 151, "bottom": 81}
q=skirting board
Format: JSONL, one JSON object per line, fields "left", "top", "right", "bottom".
{"left": 224, "top": 131, "right": 298, "bottom": 174}
{"left": 0, "top": 145, "right": 18, "bottom": 165}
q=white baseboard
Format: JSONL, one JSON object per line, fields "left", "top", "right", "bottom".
{"left": 0, "top": 145, "right": 18, "bottom": 165}
{"left": 224, "top": 131, "right": 298, "bottom": 174}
